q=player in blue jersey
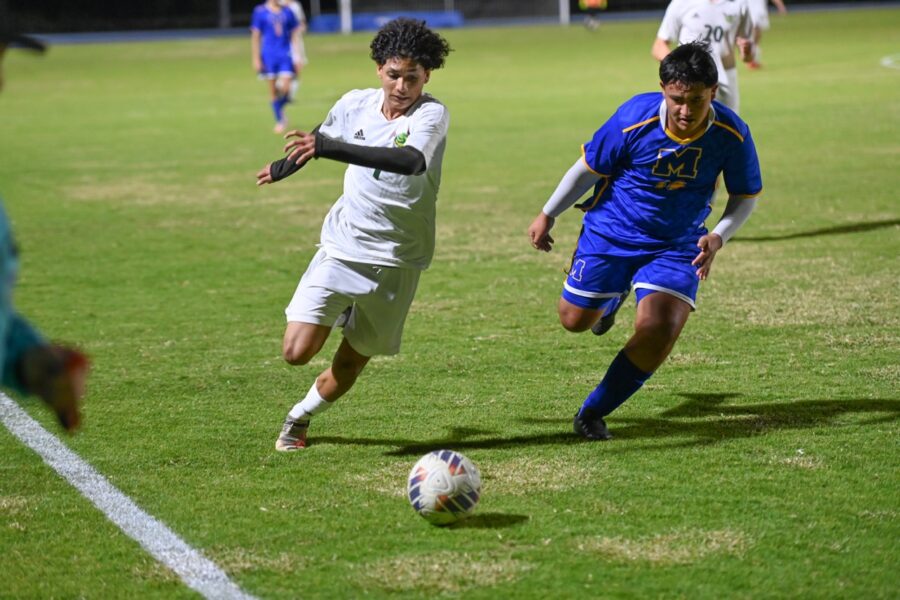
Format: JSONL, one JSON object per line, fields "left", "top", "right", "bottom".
{"left": 527, "top": 42, "right": 761, "bottom": 441}
{"left": 251, "top": 0, "right": 301, "bottom": 133}
{"left": 0, "top": 18, "right": 89, "bottom": 432}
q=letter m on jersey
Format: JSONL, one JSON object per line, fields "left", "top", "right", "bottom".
{"left": 652, "top": 147, "right": 702, "bottom": 180}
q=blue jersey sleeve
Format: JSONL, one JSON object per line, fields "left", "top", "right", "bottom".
{"left": 250, "top": 6, "right": 265, "bottom": 32}
{"left": 582, "top": 114, "right": 626, "bottom": 177}
{"left": 722, "top": 129, "right": 763, "bottom": 198}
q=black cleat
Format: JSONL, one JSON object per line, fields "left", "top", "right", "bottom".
{"left": 573, "top": 409, "right": 613, "bottom": 441}
{"left": 591, "top": 289, "right": 631, "bottom": 336}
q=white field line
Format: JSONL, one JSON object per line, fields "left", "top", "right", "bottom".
{"left": 0, "top": 393, "right": 256, "bottom": 600}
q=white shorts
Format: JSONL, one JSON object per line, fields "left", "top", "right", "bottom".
{"left": 749, "top": 0, "right": 771, "bottom": 29}
{"left": 292, "top": 38, "right": 309, "bottom": 67}
{"left": 285, "top": 248, "right": 421, "bottom": 357}
{"left": 716, "top": 67, "right": 740, "bottom": 113}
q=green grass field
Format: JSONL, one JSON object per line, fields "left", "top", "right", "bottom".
{"left": 1, "top": 7, "right": 898, "bottom": 598}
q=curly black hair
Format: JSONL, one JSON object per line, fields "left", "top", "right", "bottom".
{"left": 369, "top": 18, "right": 452, "bottom": 70}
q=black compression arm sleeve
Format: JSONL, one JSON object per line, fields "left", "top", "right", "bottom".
{"left": 269, "top": 155, "right": 305, "bottom": 182}
{"left": 315, "top": 133, "right": 426, "bottom": 175}
{"left": 268, "top": 125, "right": 321, "bottom": 182}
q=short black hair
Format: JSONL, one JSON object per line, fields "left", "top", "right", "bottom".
{"left": 369, "top": 18, "right": 451, "bottom": 70}
{"left": 659, "top": 41, "right": 718, "bottom": 88}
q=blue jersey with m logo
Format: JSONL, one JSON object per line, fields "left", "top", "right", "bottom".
{"left": 580, "top": 92, "right": 762, "bottom": 248}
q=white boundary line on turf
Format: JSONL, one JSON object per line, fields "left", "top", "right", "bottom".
{"left": 0, "top": 392, "right": 256, "bottom": 600}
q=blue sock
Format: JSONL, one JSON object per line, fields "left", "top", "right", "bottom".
{"left": 271, "top": 97, "right": 287, "bottom": 123}
{"left": 580, "top": 350, "right": 652, "bottom": 417}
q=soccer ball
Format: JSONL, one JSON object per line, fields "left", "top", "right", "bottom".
{"left": 407, "top": 450, "right": 482, "bottom": 526}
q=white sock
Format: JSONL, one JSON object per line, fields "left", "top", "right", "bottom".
{"left": 288, "top": 382, "right": 333, "bottom": 421}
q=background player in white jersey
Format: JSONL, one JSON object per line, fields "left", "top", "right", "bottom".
{"left": 0, "top": 15, "right": 90, "bottom": 432}
{"left": 279, "top": 0, "right": 308, "bottom": 100}
{"left": 652, "top": 0, "right": 755, "bottom": 113}
{"left": 747, "top": 0, "right": 787, "bottom": 69}
{"left": 255, "top": 18, "right": 452, "bottom": 451}
{"left": 528, "top": 42, "right": 761, "bottom": 441}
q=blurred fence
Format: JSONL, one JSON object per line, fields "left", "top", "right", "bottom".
{"left": 6, "top": 0, "right": 889, "bottom": 33}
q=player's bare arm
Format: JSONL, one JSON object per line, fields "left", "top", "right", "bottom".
{"left": 736, "top": 37, "right": 755, "bottom": 62}
{"left": 251, "top": 29, "right": 262, "bottom": 72}
{"left": 652, "top": 37, "right": 672, "bottom": 61}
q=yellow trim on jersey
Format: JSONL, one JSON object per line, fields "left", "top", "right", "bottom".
{"left": 576, "top": 175, "right": 610, "bottom": 212}
{"left": 579, "top": 145, "right": 609, "bottom": 177}
{"left": 664, "top": 127, "right": 707, "bottom": 145}
{"left": 713, "top": 121, "right": 745, "bottom": 142}
{"left": 622, "top": 116, "right": 660, "bottom": 134}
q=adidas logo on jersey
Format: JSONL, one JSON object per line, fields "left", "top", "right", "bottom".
{"left": 354, "top": 129, "right": 365, "bottom": 140}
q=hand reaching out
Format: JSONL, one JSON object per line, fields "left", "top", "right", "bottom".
{"left": 256, "top": 129, "right": 317, "bottom": 186}
{"left": 283, "top": 129, "right": 317, "bottom": 165}
{"left": 692, "top": 233, "right": 723, "bottom": 280}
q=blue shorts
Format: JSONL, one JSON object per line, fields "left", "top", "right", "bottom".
{"left": 259, "top": 53, "right": 295, "bottom": 79}
{"left": 561, "top": 230, "right": 699, "bottom": 311}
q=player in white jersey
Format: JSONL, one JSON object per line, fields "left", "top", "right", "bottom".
{"left": 747, "top": 0, "right": 787, "bottom": 69}
{"left": 652, "top": 0, "right": 755, "bottom": 112}
{"left": 255, "top": 18, "right": 452, "bottom": 451}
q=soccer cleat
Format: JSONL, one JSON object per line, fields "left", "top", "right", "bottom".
{"left": 591, "top": 289, "right": 630, "bottom": 336}
{"left": 748, "top": 61, "right": 762, "bottom": 70}
{"left": 573, "top": 408, "right": 613, "bottom": 441}
{"left": 273, "top": 120, "right": 287, "bottom": 134}
{"left": 275, "top": 416, "right": 309, "bottom": 451}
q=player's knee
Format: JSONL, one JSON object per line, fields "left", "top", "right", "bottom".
{"left": 559, "top": 316, "right": 590, "bottom": 332}
{"left": 282, "top": 343, "right": 316, "bottom": 366}
{"left": 558, "top": 308, "right": 594, "bottom": 332}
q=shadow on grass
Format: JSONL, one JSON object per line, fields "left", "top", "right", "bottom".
{"left": 734, "top": 218, "right": 900, "bottom": 242}
{"left": 609, "top": 394, "right": 900, "bottom": 447}
{"left": 310, "top": 395, "right": 899, "bottom": 455}
{"left": 448, "top": 513, "right": 530, "bottom": 529}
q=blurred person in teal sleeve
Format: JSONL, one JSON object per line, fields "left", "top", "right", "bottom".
{"left": 0, "top": 12, "right": 89, "bottom": 432}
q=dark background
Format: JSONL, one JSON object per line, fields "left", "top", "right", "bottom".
{"left": 6, "top": 0, "right": 893, "bottom": 33}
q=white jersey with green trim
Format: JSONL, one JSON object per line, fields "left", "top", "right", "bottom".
{"left": 657, "top": 0, "right": 753, "bottom": 86}
{"left": 317, "top": 88, "right": 449, "bottom": 270}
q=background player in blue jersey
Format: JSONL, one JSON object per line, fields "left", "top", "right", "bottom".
{"left": 251, "top": 0, "right": 301, "bottom": 133}
{"left": 0, "top": 18, "right": 89, "bottom": 432}
{"left": 527, "top": 42, "right": 761, "bottom": 441}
